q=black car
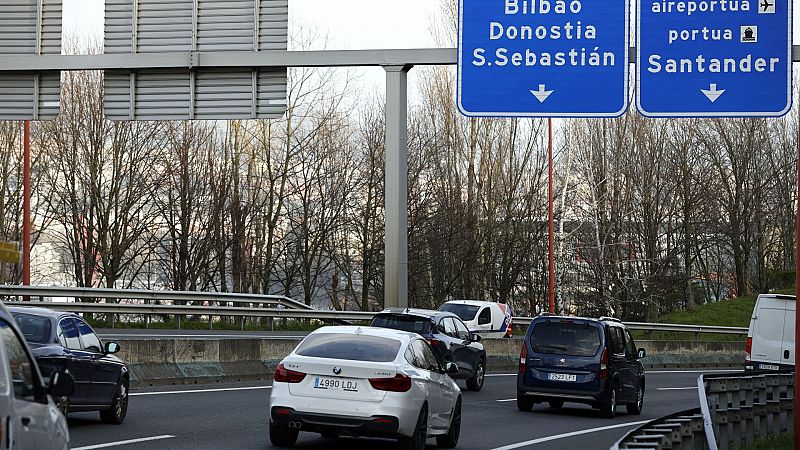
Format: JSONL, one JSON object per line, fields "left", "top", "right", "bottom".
{"left": 9, "top": 306, "right": 129, "bottom": 424}
{"left": 370, "top": 308, "right": 487, "bottom": 391}
{"left": 517, "top": 315, "right": 646, "bottom": 418}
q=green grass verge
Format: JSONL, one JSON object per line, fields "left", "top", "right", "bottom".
{"left": 733, "top": 433, "right": 793, "bottom": 450}
{"left": 633, "top": 289, "right": 794, "bottom": 342}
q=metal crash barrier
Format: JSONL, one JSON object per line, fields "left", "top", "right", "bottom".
{"left": 611, "top": 372, "right": 794, "bottom": 450}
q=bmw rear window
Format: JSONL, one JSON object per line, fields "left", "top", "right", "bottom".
{"left": 295, "top": 333, "right": 402, "bottom": 362}
{"left": 370, "top": 314, "right": 433, "bottom": 335}
{"left": 530, "top": 322, "right": 601, "bottom": 357}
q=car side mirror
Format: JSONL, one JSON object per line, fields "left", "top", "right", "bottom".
{"left": 48, "top": 369, "right": 75, "bottom": 398}
{"left": 471, "top": 333, "right": 482, "bottom": 343}
{"left": 637, "top": 348, "right": 647, "bottom": 359}
{"left": 105, "top": 341, "right": 121, "bottom": 354}
{"left": 444, "top": 362, "right": 459, "bottom": 375}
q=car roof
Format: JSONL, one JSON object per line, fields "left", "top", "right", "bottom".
{"left": 8, "top": 305, "right": 77, "bottom": 320}
{"left": 377, "top": 308, "right": 458, "bottom": 320}
{"left": 443, "top": 300, "right": 498, "bottom": 307}
{"left": 532, "top": 314, "right": 623, "bottom": 326}
{"left": 312, "top": 325, "right": 421, "bottom": 342}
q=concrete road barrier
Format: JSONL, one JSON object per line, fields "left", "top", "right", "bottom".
{"left": 116, "top": 337, "right": 745, "bottom": 387}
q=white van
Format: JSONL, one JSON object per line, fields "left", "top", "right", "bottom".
{"left": 438, "top": 300, "right": 513, "bottom": 338}
{"left": 745, "top": 294, "right": 795, "bottom": 372}
{"left": 0, "top": 301, "right": 72, "bottom": 450}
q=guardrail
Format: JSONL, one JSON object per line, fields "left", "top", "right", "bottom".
{"left": 611, "top": 371, "right": 795, "bottom": 450}
{"left": 0, "top": 286, "right": 751, "bottom": 335}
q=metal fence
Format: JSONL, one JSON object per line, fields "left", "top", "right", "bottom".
{"left": 0, "top": 286, "right": 751, "bottom": 335}
{"left": 611, "top": 371, "right": 795, "bottom": 450}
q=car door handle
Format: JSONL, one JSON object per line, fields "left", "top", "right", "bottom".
{"left": 784, "top": 350, "right": 790, "bottom": 360}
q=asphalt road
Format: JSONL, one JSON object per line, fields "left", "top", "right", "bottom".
{"left": 66, "top": 368, "right": 740, "bottom": 450}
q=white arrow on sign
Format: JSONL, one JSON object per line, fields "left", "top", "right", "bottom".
{"left": 701, "top": 84, "right": 726, "bottom": 103}
{"left": 530, "top": 84, "right": 554, "bottom": 103}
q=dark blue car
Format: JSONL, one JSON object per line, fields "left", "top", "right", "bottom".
{"left": 10, "top": 306, "right": 129, "bottom": 424}
{"left": 517, "top": 315, "right": 646, "bottom": 418}
{"left": 370, "top": 308, "right": 487, "bottom": 391}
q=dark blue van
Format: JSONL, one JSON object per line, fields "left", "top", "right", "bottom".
{"left": 516, "top": 315, "right": 646, "bottom": 418}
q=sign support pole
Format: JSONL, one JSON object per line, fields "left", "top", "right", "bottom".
{"left": 23, "top": 120, "right": 31, "bottom": 293}
{"left": 795, "top": 107, "right": 799, "bottom": 450}
{"left": 548, "top": 118, "right": 555, "bottom": 314}
{"left": 384, "top": 65, "right": 411, "bottom": 309}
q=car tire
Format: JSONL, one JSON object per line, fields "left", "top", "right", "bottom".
{"left": 600, "top": 386, "right": 617, "bottom": 419}
{"left": 627, "top": 384, "right": 644, "bottom": 415}
{"left": 548, "top": 400, "right": 564, "bottom": 409}
{"left": 517, "top": 394, "right": 534, "bottom": 412}
{"left": 436, "top": 398, "right": 461, "bottom": 448}
{"left": 269, "top": 422, "right": 299, "bottom": 448}
{"left": 466, "top": 359, "right": 485, "bottom": 392}
{"left": 398, "top": 405, "right": 427, "bottom": 450}
{"left": 99, "top": 377, "right": 129, "bottom": 424}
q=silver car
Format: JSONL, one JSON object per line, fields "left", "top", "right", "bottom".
{"left": 0, "top": 301, "right": 74, "bottom": 450}
{"left": 269, "top": 326, "right": 462, "bottom": 450}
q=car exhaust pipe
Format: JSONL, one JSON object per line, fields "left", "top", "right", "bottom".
{"left": 288, "top": 421, "right": 302, "bottom": 429}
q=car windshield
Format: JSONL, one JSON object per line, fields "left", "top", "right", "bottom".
{"left": 530, "top": 322, "right": 601, "bottom": 357}
{"left": 11, "top": 313, "right": 51, "bottom": 344}
{"left": 370, "top": 314, "right": 433, "bottom": 335}
{"left": 438, "top": 304, "right": 480, "bottom": 321}
{"left": 295, "top": 333, "right": 402, "bottom": 362}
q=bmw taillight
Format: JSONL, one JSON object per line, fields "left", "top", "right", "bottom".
{"left": 599, "top": 348, "right": 609, "bottom": 379}
{"left": 369, "top": 374, "right": 412, "bottom": 392}
{"left": 427, "top": 338, "right": 442, "bottom": 347}
{"left": 274, "top": 363, "right": 306, "bottom": 383}
{"left": 745, "top": 337, "right": 753, "bottom": 368}
{"left": 519, "top": 340, "right": 528, "bottom": 373}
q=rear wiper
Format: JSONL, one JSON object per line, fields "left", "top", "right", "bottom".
{"left": 535, "top": 344, "right": 568, "bottom": 351}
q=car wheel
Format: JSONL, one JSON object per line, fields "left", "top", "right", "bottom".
{"left": 548, "top": 400, "right": 564, "bottom": 409}
{"left": 466, "top": 359, "right": 485, "bottom": 392}
{"left": 600, "top": 386, "right": 617, "bottom": 419}
{"left": 398, "top": 405, "right": 427, "bottom": 450}
{"left": 99, "top": 377, "right": 129, "bottom": 424}
{"left": 517, "top": 394, "right": 534, "bottom": 412}
{"left": 436, "top": 398, "right": 461, "bottom": 448}
{"left": 627, "top": 384, "right": 644, "bottom": 415}
{"left": 269, "top": 422, "right": 299, "bottom": 447}
{"left": 55, "top": 396, "right": 70, "bottom": 416}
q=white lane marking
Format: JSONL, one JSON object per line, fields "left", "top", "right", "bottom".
{"left": 131, "top": 386, "right": 272, "bottom": 396}
{"left": 496, "top": 398, "right": 516, "bottom": 402}
{"left": 72, "top": 435, "right": 175, "bottom": 450}
{"left": 658, "top": 387, "right": 698, "bottom": 391}
{"left": 490, "top": 420, "right": 650, "bottom": 450}
{"left": 646, "top": 369, "right": 741, "bottom": 374}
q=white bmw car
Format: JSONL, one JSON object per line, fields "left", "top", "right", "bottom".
{"left": 269, "top": 326, "right": 462, "bottom": 449}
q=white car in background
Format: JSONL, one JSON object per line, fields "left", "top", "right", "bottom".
{"left": 439, "top": 300, "right": 514, "bottom": 339}
{"left": 269, "top": 326, "right": 462, "bottom": 450}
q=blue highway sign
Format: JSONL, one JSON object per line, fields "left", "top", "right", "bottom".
{"left": 637, "top": 0, "right": 792, "bottom": 117}
{"left": 457, "top": 0, "right": 629, "bottom": 117}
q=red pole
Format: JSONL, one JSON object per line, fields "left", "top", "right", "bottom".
{"left": 548, "top": 118, "right": 555, "bottom": 314}
{"left": 22, "top": 120, "right": 30, "bottom": 289}
{"left": 794, "top": 109, "right": 799, "bottom": 450}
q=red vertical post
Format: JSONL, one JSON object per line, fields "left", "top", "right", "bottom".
{"left": 22, "top": 120, "right": 31, "bottom": 289}
{"left": 548, "top": 118, "right": 555, "bottom": 314}
{"left": 795, "top": 112, "right": 799, "bottom": 450}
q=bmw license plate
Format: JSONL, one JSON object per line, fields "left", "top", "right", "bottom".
{"left": 313, "top": 377, "right": 358, "bottom": 392}
{"left": 759, "top": 364, "right": 780, "bottom": 371}
{"left": 548, "top": 373, "right": 577, "bottom": 382}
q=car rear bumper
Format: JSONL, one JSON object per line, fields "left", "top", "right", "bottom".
{"left": 517, "top": 376, "right": 611, "bottom": 405}
{"left": 745, "top": 361, "right": 794, "bottom": 372}
{"left": 270, "top": 383, "right": 420, "bottom": 437}
{"left": 271, "top": 407, "right": 400, "bottom": 438}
